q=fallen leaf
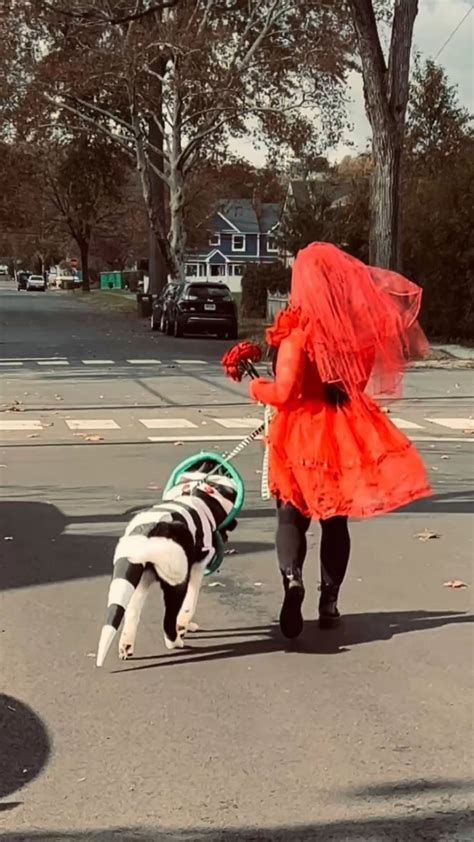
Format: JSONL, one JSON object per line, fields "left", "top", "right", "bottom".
{"left": 208, "top": 581, "right": 225, "bottom": 588}
{"left": 414, "top": 529, "right": 441, "bottom": 542}
{"left": 224, "top": 548, "right": 237, "bottom": 556}
{"left": 148, "top": 484, "right": 160, "bottom": 491}
{"left": 86, "top": 653, "right": 96, "bottom": 658}
{"left": 253, "top": 581, "right": 263, "bottom": 587}
{"left": 440, "top": 455, "right": 450, "bottom": 460}
{"left": 77, "top": 777, "right": 86, "bottom": 783}
{"left": 84, "top": 435, "right": 104, "bottom": 442}
{"left": 443, "top": 580, "right": 468, "bottom": 589}
{"left": 4, "top": 536, "right": 13, "bottom": 541}
{"left": 27, "top": 433, "right": 39, "bottom": 438}
{"left": 431, "top": 466, "right": 439, "bottom": 471}
{"left": 174, "top": 441, "right": 184, "bottom": 446}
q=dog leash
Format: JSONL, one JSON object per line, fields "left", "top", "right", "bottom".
{"left": 202, "top": 422, "right": 265, "bottom": 481}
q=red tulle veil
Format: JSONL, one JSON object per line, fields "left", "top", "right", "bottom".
{"left": 290, "top": 243, "right": 428, "bottom": 399}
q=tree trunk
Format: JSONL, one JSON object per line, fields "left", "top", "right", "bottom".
{"left": 348, "top": 0, "right": 418, "bottom": 271}
{"left": 370, "top": 135, "right": 402, "bottom": 268}
{"left": 168, "top": 163, "right": 186, "bottom": 282}
{"left": 148, "top": 111, "right": 168, "bottom": 295}
{"left": 79, "top": 240, "right": 90, "bottom": 292}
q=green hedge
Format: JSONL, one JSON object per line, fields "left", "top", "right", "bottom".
{"left": 241, "top": 262, "right": 291, "bottom": 318}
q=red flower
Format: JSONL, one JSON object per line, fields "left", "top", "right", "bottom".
{"left": 221, "top": 341, "right": 262, "bottom": 382}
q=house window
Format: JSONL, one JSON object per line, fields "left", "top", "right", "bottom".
{"left": 209, "top": 233, "right": 221, "bottom": 247}
{"left": 267, "top": 235, "right": 278, "bottom": 253}
{"left": 230, "top": 264, "right": 244, "bottom": 277}
{"left": 232, "top": 234, "right": 246, "bottom": 252}
{"left": 185, "top": 264, "right": 198, "bottom": 277}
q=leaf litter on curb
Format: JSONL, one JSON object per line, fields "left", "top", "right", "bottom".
{"left": 414, "top": 529, "right": 441, "bottom": 542}
{"left": 443, "top": 580, "right": 468, "bottom": 589}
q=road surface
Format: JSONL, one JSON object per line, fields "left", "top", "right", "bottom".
{"left": 1, "top": 284, "right": 473, "bottom": 841}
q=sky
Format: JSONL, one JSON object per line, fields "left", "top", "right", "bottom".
{"left": 232, "top": 0, "right": 474, "bottom": 166}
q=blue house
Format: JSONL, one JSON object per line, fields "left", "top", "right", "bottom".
{"left": 184, "top": 199, "right": 281, "bottom": 293}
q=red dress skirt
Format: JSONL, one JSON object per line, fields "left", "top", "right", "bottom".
{"left": 249, "top": 325, "right": 431, "bottom": 521}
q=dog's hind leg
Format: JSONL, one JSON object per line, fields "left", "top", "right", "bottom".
{"left": 162, "top": 581, "right": 188, "bottom": 650}
{"left": 119, "top": 566, "right": 156, "bottom": 660}
{"left": 176, "top": 559, "right": 208, "bottom": 642}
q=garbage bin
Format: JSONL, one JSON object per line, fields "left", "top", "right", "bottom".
{"left": 137, "top": 293, "right": 152, "bottom": 318}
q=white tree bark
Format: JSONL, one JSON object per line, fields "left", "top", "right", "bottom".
{"left": 348, "top": 0, "right": 418, "bottom": 270}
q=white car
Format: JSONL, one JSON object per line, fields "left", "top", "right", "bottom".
{"left": 26, "top": 274, "right": 46, "bottom": 291}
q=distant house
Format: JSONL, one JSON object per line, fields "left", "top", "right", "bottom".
{"left": 184, "top": 198, "right": 281, "bottom": 293}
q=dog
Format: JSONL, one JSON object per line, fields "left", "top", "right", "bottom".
{"left": 96, "top": 459, "right": 238, "bottom": 667}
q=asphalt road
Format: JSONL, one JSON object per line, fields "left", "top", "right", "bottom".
{"left": 1, "top": 284, "right": 473, "bottom": 841}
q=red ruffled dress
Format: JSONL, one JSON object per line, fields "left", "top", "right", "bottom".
{"left": 249, "top": 308, "right": 431, "bottom": 520}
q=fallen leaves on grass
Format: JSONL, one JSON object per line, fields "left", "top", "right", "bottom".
{"left": 414, "top": 529, "right": 441, "bottom": 542}
{"left": 443, "top": 580, "right": 468, "bottom": 589}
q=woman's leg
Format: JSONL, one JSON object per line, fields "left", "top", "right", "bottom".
{"left": 276, "top": 500, "right": 311, "bottom": 639}
{"left": 276, "top": 500, "right": 311, "bottom": 578}
{"left": 319, "top": 516, "right": 350, "bottom": 627}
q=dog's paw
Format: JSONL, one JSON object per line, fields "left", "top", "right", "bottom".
{"left": 118, "top": 641, "right": 134, "bottom": 660}
{"left": 164, "top": 634, "right": 184, "bottom": 651}
{"left": 187, "top": 622, "right": 199, "bottom": 633}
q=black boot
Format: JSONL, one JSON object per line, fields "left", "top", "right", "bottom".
{"left": 279, "top": 571, "right": 305, "bottom": 639}
{"left": 318, "top": 583, "right": 341, "bottom": 629}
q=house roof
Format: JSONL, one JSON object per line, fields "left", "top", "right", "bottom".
{"left": 288, "top": 178, "right": 351, "bottom": 211}
{"left": 217, "top": 199, "right": 282, "bottom": 233}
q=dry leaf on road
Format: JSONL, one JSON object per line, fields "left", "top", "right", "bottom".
{"left": 208, "top": 581, "right": 225, "bottom": 588}
{"left": 414, "top": 529, "right": 441, "bottom": 542}
{"left": 224, "top": 548, "right": 237, "bottom": 555}
{"left": 443, "top": 580, "right": 468, "bottom": 589}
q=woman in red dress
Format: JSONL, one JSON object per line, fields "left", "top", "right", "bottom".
{"left": 249, "top": 243, "right": 431, "bottom": 639}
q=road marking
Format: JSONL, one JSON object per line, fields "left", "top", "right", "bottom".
{"left": 140, "top": 418, "right": 198, "bottom": 429}
{"left": 411, "top": 436, "right": 474, "bottom": 443}
{"left": 0, "top": 356, "right": 67, "bottom": 361}
{"left": 174, "top": 359, "right": 207, "bottom": 365}
{"left": 426, "top": 417, "right": 474, "bottom": 430}
{"left": 82, "top": 359, "right": 115, "bottom": 365}
{"left": 148, "top": 434, "right": 263, "bottom": 443}
{"left": 213, "top": 417, "right": 263, "bottom": 428}
{"left": 0, "top": 419, "right": 43, "bottom": 431}
{"left": 391, "top": 417, "right": 424, "bottom": 430}
{"left": 36, "top": 360, "right": 70, "bottom": 366}
{"left": 126, "top": 359, "right": 161, "bottom": 365}
{"left": 0, "top": 361, "right": 23, "bottom": 367}
{"left": 65, "top": 419, "right": 120, "bottom": 430}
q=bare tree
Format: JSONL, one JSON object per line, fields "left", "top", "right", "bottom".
{"left": 347, "top": 0, "right": 418, "bottom": 270}
{"left": 9, "top": 0, "right": 353, "bottom": 286}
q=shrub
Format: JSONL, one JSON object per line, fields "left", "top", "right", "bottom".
{"left": 241, "top": 262, "right": 291, "bottom": 318}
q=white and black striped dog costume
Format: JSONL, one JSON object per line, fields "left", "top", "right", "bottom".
{"left": 96, "top": 459, "right": 238, "bottom": 667}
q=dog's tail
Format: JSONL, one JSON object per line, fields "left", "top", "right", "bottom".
{"left": 96, "top": 532, "right": 189, "bottom": 668}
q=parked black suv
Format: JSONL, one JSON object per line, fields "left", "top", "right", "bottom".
{"left": 167, "top": 282, "right": 238, "bottom": 338}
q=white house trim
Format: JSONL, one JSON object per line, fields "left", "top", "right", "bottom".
{"left": 206, "top": 249, "right": 230, "bottom": 263}
{"left": 232, "top": 233, "right": 246, "bottom": 252}
{"left": 209, "top": 232, "right": 221, "bottom": 246}
{"left": 217, "top": 211, "right": 240, "bottom": 232}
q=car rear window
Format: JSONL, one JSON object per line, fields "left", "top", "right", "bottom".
{"left": 185, "top": 285, "right": 232, "bottom": 301}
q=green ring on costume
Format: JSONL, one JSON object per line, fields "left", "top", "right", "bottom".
{"left": 163, "top": 452, "right": 245, "bottom": 576}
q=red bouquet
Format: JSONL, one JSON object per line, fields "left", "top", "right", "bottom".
{"left": 221, "top": 341, "right": 262, "bottom": 382}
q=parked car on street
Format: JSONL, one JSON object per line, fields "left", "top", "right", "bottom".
{"left": 26, "top": 274, "right": 46, "bottom": 292}
{"left": 166, "top": 282, "right": 238, "bottom": 339}
{"left": 151, "top": 283, "right": 179, "bottom": 332}
{"left": 17, "top": 271, "right": 31, "bottom": 290}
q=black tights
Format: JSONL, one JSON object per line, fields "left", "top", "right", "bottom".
{"left": 276, "top": 501, "right": 350, "bottom": 589}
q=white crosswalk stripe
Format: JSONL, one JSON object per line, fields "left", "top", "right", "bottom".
{"left": 426, "top": 417, "right": 474, "bottom": 430}
{"left": 139, "top": 418, "right": 198, "bottom": 429}
{"left": 1, "top": 414, "right": 474, "bottom": 441}
{"left": 65, "top": 419, "right": 120, "bottom": 430}
{"left": 81, "top": 359, "right": 115, "bottom": 365}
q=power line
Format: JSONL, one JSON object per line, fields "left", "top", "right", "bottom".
{"left": 434, "top": 5, "right": 473, "bottom": 61}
